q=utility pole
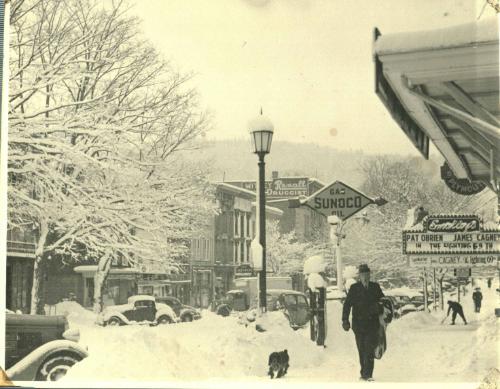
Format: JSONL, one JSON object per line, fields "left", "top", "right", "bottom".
{"left": 433, "top": 268, "right": 437, "bottom": 311}
{"left": 423, "top": 268, "right": 428, "bottom": 312}
{"left": 328, "top": 216, "right": 344, "bottom": 292}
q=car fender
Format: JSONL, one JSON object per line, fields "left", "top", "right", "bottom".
{"left": 179, "top": 308, "right": 199, "bottom": 320}
{"left": 155, "top": 305, "right": 178, "bottom": 322}
{"left": 6, "top": 340, "right": 88, "bottom": 381}
{"left": 104, "top": 311, "right": 130, "bottom": 325}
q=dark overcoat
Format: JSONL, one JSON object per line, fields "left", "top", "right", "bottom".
{"left": 342, "top": 281, "right": 384, "bottom": 332}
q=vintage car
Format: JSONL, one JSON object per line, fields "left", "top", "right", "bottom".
{"left": 269, "top": 289, "right": 311, "bottom": 329}
{"left": 96, "top": 295, "right": 178, "bottom": 326}
{"left": 155, "top": 296, "right": 201, "bottom": 322}
{"left": 5, "top": 312, "right": 88, "bottom": 381}
{"left": 217, "top": 289, "right": 311, "bottom": 330}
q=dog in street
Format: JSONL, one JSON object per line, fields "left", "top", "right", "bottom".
{"left": 268, "top": 349, "right": 289, "bottom": 379}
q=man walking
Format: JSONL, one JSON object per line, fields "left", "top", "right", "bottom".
{"left": 446, "top": 300, "right": 467, "bottom": 325}
{"left": 342, "top": 264, "right": 384, "bottom": 381}
{"left": 472, "top": 287, "right": 483, "bottom": 313}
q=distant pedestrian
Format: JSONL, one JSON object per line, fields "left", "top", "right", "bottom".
{"left": 487, "top": 278, "right": 492, "bottom": 289}
{"left": 472, "top": 288, "right": 483, "bottom": 313}
{"left": 342, "top": 264, "right": 385, "bottom": 382}
{"left": 446, "top": 300, "right": 467, "bottom": 325}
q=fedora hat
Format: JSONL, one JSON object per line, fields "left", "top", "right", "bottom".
{"left": 358, "top": 264, "right": 371, "bottom": 273}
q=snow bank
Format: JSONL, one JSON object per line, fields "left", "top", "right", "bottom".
{"left": 375, "top": 17, "right": 499, "bottom": 55}
{"left": 55, "top": 278, "right": 497, "bottom": 383}
{"left": 44, "top": 301, "right": 97, "bottom": 327}
{"left": 62, "top": 311, "right": 325, "bottom": 382}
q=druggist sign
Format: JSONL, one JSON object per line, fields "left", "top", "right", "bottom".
{"left": 228, "top": 178, "right": 309, "bottom": 199}
{"left": 403, "top": 215, "right": 500, "bottom": 268}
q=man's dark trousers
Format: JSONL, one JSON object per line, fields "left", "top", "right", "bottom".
{"left": 354, "top": 327, "right": 378, "bottom": 379}
{"left": 452, "top": 308, "right": 466, "bottom": 324}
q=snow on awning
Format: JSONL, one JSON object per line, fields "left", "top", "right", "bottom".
{"left": 375, "top": 18, "right": 499, "bottom": 55}
{"left": 374, "top": 18, "right": 500, "bottom": 193}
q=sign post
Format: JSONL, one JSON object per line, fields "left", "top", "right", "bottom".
{"left": 423, "top": 268, "right": 428, "bottom": 311}
{"left": 290, "top": 180, "right": 387, "bottom": 348}
{"left": 433, "top": 268, "right": 437, "bottom": 311}
{"left": 290, "top": 180, "right": 386, "bottom": 294}
{"left": 328, "top": 216, "right": 345, "bottom": 292}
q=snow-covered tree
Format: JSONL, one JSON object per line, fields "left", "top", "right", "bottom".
{"left": 266, "top": 221, "right": 310, "bottom": 275}
{"left": 9, "top": 0, "right": 213, "bottom": 313}
{"left": 340, "top": 156, "right": 492, "bottom": 279}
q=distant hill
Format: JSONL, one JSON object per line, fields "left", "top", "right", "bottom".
{"left": 184, "top": 139, "right": 447, "bottom": 189}
{"left": 186, "top": 139, "right": 372, "bottom": 186}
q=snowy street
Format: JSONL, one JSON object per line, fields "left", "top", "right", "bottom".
{"left": 56, "top": 279, "right": 498, "bottom": 384}
{"left": 4, "top": 1, "right": 499, "bottom": 387}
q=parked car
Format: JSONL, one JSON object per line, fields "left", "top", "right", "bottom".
{"left": 5, "top": 313, "right": 88, "bottom": 381}
{"left": 96, "top": 295, "right": 178, "bottom": 326}
{"left": 410, "top": 295, "right": 438, "bottom": 308}
{"left": 267, "top": 289, "right": 311, "bottom": 330}
{"left": 399, "top": 303, "right": 419, "bottom": 317}
{"left": 217, "top": 289, "right": 311, "bottom": 330}
{"left": 155, "top": 296, "right": 201, "bottom": 322}
{"left": 382, "top": 296, "right": 402, "bottom": 319}
{"left": 383, "top": 293, "right": 412, "bottom": 309}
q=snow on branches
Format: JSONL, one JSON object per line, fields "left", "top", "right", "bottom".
{"left": 9, "top": 0, "right": 213, "bottom": 313}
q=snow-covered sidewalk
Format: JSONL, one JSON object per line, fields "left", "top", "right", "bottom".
{"left": 54, "top": 279, "right": 498, "bottom": 385}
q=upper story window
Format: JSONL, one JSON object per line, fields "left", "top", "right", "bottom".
{"left": 234, "top": 210, "right": 239, "bottom": 237}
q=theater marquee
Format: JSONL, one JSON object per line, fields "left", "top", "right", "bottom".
{"left": 403, "top": 215, "right": 500, "bottom": 268}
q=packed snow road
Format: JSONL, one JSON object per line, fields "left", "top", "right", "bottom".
{"left": 58, "top": 280, "right": 498, "bottom": 384}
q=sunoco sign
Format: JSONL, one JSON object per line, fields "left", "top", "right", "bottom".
{"left": 305, "top": 181, "right": 373, "bottom": 220}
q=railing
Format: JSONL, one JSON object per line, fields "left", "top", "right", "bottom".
{"left": 7, "top": 240, "right": 36, "bottom": 254}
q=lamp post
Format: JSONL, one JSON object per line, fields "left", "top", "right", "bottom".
{"left": 249, "top": 110, "right": 274, "bottom": 312}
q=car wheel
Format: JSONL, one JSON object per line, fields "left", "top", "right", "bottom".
{"left": 182, "top": 314, "right": 193, "bottom": 322}
{"left": 107, "top": 317, "right": 122, "bottom": 326}
{"left": 157, "top": 315, "right": 173, "bottom": 324}
{"left": 36, "top": 353, "right": 82, "bottom": 381}
{"left": 217, "top": 305, "right": 231, "bottom": 317}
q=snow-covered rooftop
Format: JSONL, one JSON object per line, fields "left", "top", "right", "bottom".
{"left": 217, "top": 182, "right": 256, "bottom": 197}
{"left": 250, "top": 201, "right": 283, "bottom": 216}
{"left": 375, "top": 17, "right": 498, "bottom": 55}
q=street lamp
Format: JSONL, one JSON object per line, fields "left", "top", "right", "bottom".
{"left": 249, "top": 110, "right": 274, "bottom": 312}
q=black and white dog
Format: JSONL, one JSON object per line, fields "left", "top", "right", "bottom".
{"left": 268, "top": 349, "right": 289, "bottom": 379}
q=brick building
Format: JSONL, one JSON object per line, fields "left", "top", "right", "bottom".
{"left": 226, "top": 171, "right": 328, "bottom": 242}
{"left": 190, "top": 182, "right": 283, "bottom": 308}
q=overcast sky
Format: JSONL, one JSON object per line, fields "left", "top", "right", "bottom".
{"left": 133, "top": 0, "right": 494, "bottom": 156}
